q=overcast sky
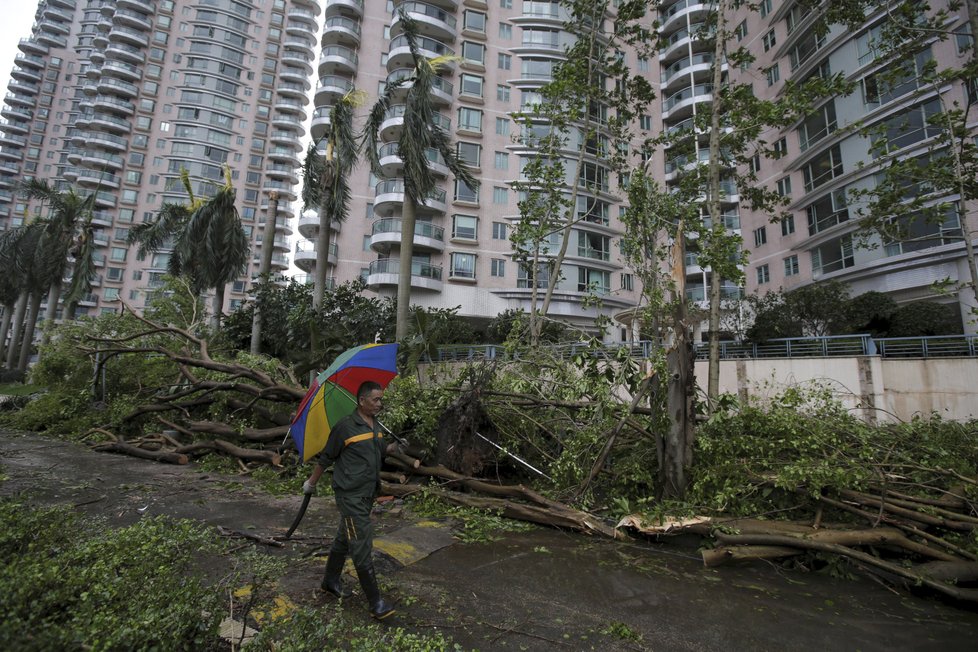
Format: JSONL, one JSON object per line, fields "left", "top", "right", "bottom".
{"left": 0, "top": 4, "right": 39, "bottom": 109}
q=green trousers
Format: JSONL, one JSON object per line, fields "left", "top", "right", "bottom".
{"left": 330, "top": 491, "right": 375, "bottom": 569}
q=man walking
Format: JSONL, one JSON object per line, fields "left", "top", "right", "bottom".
{"left": 303, "top": 380, "right": 395, "bottom": 619}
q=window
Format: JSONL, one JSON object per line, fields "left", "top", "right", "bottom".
{"left": 621, "top": 273, "right": 634, "bottom": 291}
{"left": 802, "top": 144, "right": 843, "bottom": 192}
{"left": 492, "top": 222, "right": 508, "bottom": 239}
{"left": 458, "top": 107, "right": 483, "bottom": 132}
{"left": 766, "top": 64, "right": 780, "bottom": 86}
{"left": 455, "top": 180, "right": 479, "bottom": 203}
{"left": 463, "top": 10, "right": 486, "bottom": 33}
{"left": 496, "top": 84, "right": 511, "bottom": 102}
{"left": 103, "top": 288, "right": 120, "bottom": 301}
{"left": 756, "top": 264, "right": 770, "bottom": 284}
{"left": 452, "top": 215, "right": 479, "bottom": 240}
{"left": 799, "top": 100, "right": 837, "bottom": 151}
{"left": 491, "top": 258, "right": 506, "bottom": 277}
{"left": 772, "top": 137, "right": 787, "bottom": 159}
{"left": 639, "top": 114, "right": 652, "bottom": 130}
{"left": 456, "top": 141, "right": 481, "bottom": 167}
{"left": 462, "top": 41, "right": 486, "bottom": 65}
{"left": 460, "top": 74, "right": 484, "bottom": 98}
{"left": 781, "top": 214, "right": 796, "bottom": 236}
{"left": 762, "top": 30, "right": 777, "bottom": 52}
{"left": 495, "top": 117, "right": 510, "bottom": 135}
{"left": 750, "top": 154, "right": 761, "bottom": 173}
{"left": 806, "top": 189, "right": 850, "bottom": 235}
{"left": 492, "top": 186, "right": 508, "bottom": 204}
{"left": 494, "top": 151, "right": 509, "bottom": 170}
{"left": 813, "top": 235, "right": 855, "bottom": 274}
{"left": 753, "top": 226, "right": 767, "bottom": 247}
{"left": 106, "top": 267, "right": 124, "bottom": 281}
{"left": 759, "top": 0, "right": 772, "bottom": 17}
{"left": 783, "top": 255, "right": 799, "bottom": 277}
{"left": 499, "top": 23, "right": 512, "bottom": 39}
{"left": 450, "top": 252, "right": 477, "bottom": 279}
{"left": 870, "top": 99, "right": 942, "bottom": 154}
{"left": 498, "top": 53, "right": 511, "bottom": 70}
{"left": 734, "top": 20, "right": 747, "bottom": 42}
{"left": 638, "top": 57, "right": 649, "bottom": 72}
{"left": 776, "top": 176, "right": 792, "bottom": 197}
{"left": 577, "top": 267, "right": 610, "bottom": 294}
{"left": 110, "top": 247, "right": 128, "bottom": 262}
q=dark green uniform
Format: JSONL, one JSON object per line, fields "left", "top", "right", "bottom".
{"left": 315, "top": 410, "right": 385, "bottom": 569}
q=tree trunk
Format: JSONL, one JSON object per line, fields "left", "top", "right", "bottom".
{"left": 705, "top": 0, "right": 728, "bottom": 412}
{"left": 251, "top": 191, "right": 279, "bottom": 355}
{"left": 313, "top": 159, "right": 336, "bottom": 311}
{"left": 0, "top": 302, "right": 14, "bottom": 367}
{"left": 4, "top": 292, "right": 28, "bottom": 371}
{"left": 210, "top": 285, "right": 225, "bottom": 331}
{"left": 395, "top": 197, "right": 417, "bottom": 342}
{"left": 17, "top": 291, "right": 43, "bottom": 374}
{"left": 42, "top": 279, "right": 62, "bottom": 345}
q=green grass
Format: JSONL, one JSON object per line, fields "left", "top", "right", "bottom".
{"left": 0, "top": 383, "right": 41, "bottom": 396}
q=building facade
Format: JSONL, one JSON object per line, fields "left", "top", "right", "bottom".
{"left": 0, "top": 0, "right": 320, "bottom": 318}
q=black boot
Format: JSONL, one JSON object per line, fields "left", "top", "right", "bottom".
{"left": 356, "top": 563, "right": 395, "bottom": 620}
{"left": 320, "top": 552, "right": 352, "bottom": 598}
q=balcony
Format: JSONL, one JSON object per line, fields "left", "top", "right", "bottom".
{"left": 391, "top": 2, "right": 458, "bottom": 42}
{"left": 659, "top": 22, "right": 711, "bottom": 64}
{"left": 314, "top": 74, "right": 354, "bottom": 106}
{"left": 374, "top": 178, "right": 448, "bottom": 216}
{"left": 273, "top": 97, "right": 308, "bottom": 116}
{"left": 0, "top": 118, "right": 29, "bottom": 135}
{"left": 322, "top": 15, "right": 361, "bottom": 47}
{"left": 370, "top": 217, "right": 445, "bottom": 253}
{"left": 17, "top": 39, "right": 48, "bottom": 56}
{"left": 281, "top": 48, "right": 314, "bottom": 74}
{"left": 90, "top": 112, "right": 131, "bottom": 133}
{"left": 113, "top": 8, "right": 152, "bottom": 30}
{"left": 1, "top": 105, "right": 31, "bottom": 122}
{"left": 366, "top": 257, "right": 443, "bottom": 291}
{"left": 14, "top": 53, "right": 45, "bottom": 70}
{"left": 385, "top": 68, "right": 454, "bottom": 105}
{"left": 662, "top": 83, "right": 712, "bottom": 121}
{"left": 10, "top": 66, "right": 41, "bottom": 84}
{"left": 310, "top": 107, "right": 332, "bottom": 141}
{"left": 105, "top": 41, "right": 145, "bottom": 64}
{"left": 97, "top": 77, "right": 139, "bottom": 98}
{"left": 93, "top": 95, "right": 136, "bottom": 116}
{"left": 0, "top": 133, "right": 27, "bottom": 148}
{"left": 102, "top": 60, "right": 142, "bottom": 82}
{"left": 325, "top": 0, "right": 364, "bottom": 18}
{"left": 86, "top": 130, "right": 130, "bottom": 151}
{"left": 378, "top": 104, "right": 451, "bottom": 142}
{"left": 4, "top": 93, "right": 35, "bottom": 109}
{"left": 661, "top": 53, "right": 717, "bottom": 91}
{"left": 265, "top": 163, "right": 300, "bottom": 184}
{"left": 108, "top": 26, "right": 150, "bottom": 48}
{"left": 36, "top": 32, "right": 68, "bottom": 49}
{"left": 7, "top": 79, "right": 39, "bottom": 96}
{"left": 377, "top": 142, "right": 450, "bottom": 178}
{"left": 288, "top": 6, "right": 320, "bottom": 27}
{"left": 293, "top": 239, "right": 338, "bottom": 273}
{"left": 387, "top": 35, "right": 454, "bottom": 71}
{"left": 318, "top": 45, "right": 358, "bottom": 75}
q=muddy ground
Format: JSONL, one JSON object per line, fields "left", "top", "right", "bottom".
{"left": 2, "top": 429, "right": 977, "bottom": 651}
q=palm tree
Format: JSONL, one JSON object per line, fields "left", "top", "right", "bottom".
{"left": 0, "top": 224, "right": 48, "bottom": 373}
{"left": 17, "top": 179, "right": 99, "bottom": 329}
{"left": 301, "top": 90, "right": 363, "bottom": 309}
{"left": 128, "top": 166, "right": 249, "bottom": 330}
{"left": 363, "top": 8, "right": 479, "bottom": 341}
{"left": 250, "top": 190, "right": 280, "bottom": 355}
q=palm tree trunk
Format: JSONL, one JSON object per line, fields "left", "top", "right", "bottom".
{"left": 17, "top": 291, "right": 42, "bottom": 374}
{"left": 0, "top": 303, "right": 13, "bottom": 365}
{"left": 312, "top": 199, "right": 332, "bottom": 310}
{"left": 5, "top": 292, "right": 28, "bottom": 370}
{"left": 211, "top": 286, "right": 225, "bottom": 331}
{"left": 251, "top": 192, "right": 279, "bottom": 355}
{"left": 42, "top": 279, "right": 62, "bottom": 345}
{"left": 395, "top": 198, "right": 417, "bottom": 341}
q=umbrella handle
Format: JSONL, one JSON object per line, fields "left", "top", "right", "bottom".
{"left": 284, "top": 493, "right": 311, "bottom": 539}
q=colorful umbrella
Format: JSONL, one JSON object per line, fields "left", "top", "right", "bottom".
{"left": 289, "top": 342, "right": 399, "bottom": 461}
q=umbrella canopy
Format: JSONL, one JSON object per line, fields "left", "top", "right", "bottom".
{"left": 289, "top": 343, "right": 399, "bottom": 461}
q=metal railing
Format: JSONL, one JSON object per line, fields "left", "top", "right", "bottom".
{"left": 431, "top": 335, "right": 978, "bottom": 363}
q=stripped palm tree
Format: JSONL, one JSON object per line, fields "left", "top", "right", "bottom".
{"left": 17, "top": 179, "right": 99, "bottom": 328}
{"left": 128, "top": 166, "right": 249, "bottom": 330}
{"left": 0, "top": 223, "right": 48, "bottom": 372}
{"left": 363, "top": 7, "right": 479, "bottom": 341}
{"left": 301, "top": 90, "right": 364, "bottom": 309}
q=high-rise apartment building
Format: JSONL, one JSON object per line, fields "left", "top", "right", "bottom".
{"left": 724, "top": 0, "right": 976, "bottom": 333}
{"left": 0, "top": 0, "right": 320, "bottom": 317}
{"left": 300, "top": 0, "right": 645, "bottom": 339}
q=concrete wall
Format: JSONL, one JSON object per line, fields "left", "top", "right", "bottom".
{"left": 695, "top": 357, "right": 978, "bottom": 423}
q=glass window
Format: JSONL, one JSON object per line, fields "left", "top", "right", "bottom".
{"left": 783, "top": 255, "right": 799, "bottom": 277}
{"left": 462, "top": 42, "right": 486, "bottom": 65}
{"left": 756, "top": 264, "right": 770, "bottom": 284}
{"left": 499, "top": 23, "right": 512, "bottom": 39}
{"left": 458, "top": 107, "right": 483, "bottom": 132}
{"left": 450, "top": 252, "right": 477, "bottom": 279}
{"left": 452, "top": 214, "right": 478, "bottom": 240}
{"left": 494, "top": 151, "right": 509, "bottom": 170}
{"left": 455, "top": 180, "right": 479, "bottom": 203}
{"left": 493, "top": 186, "right": 508, "bottom": 204}
{"left": 753, "top": 227, "right": 767, "bottom": 247}
{"left": 496, "top": 117, "right": 510, "bottom": 135}
{"left": 463, "top": 11, "right": 486, "bottom": 33}
{"left": 460, "top": 74, "right": 484, "bottom": 98}
{"left": 456, "top": 141, "right": 481, "bottom": 167}
{"left": 498, "top": 53, "right": 512, "bottom": 70}
{"left": 491, "top": 258, "right": 506, "bottom": 277}
{"left": 492, "top": 222, "right": 508, "bottom": 239}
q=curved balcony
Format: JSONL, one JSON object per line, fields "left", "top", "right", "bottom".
{"left": 102, "top": 59, "right": 143, "bottom": 82}
{"left": 113, "top": 8, "right": 152, "bottom": 30}
{"left": 108, "top": 26, "right": 150, "bottom": 48}
{"left": 385, "top": 68, "right": 454, "bottom": 105}
{"left": 0, "top": 147, "right": 23, "bottom": 161}
{"left": 97, "top": 77, "right": 139, "bottom": 98}
{"left": 314, "top": 74, "right": 354, "bottom": 106}
{"left": 293, "top": 240, "right": 338, "bottom": 273}
{"left": 310, "top": 106, "right": 332, "bottom": 141}
{"left": 325, "top": 0, "right": 364, "bottom": 19}
{"left": 511, "top": 35, "right": 566, "bottom": 57}
{"left": 662, "top": 83, "right": 712, "bottom": 122}
{"left": 93, "top": 95, "right": 135, "bottom": 116}
{"left": 265, "top": 163, "right": 300, "bottom": 184}
{"left": 281, "top": 47, "right": 314, "bottom": 74}
{"left": 366, "top": 257, "right": 443, "bottom": 292}
{"left": 43, "top": 4, "right": 73, "bottom": 22}
{"left": 17, "top": 39, "right": 48, "bottom": 56}
{"left": 377, "top": 142, "right": 450, "bottom": 178}
{"left": 511, "top": 2, "right": 570, "bottom": 26}
{"left": 296, "top": 210, "right": 340, "bottom": 239}
{"left": 322, "top": 15, "right": 361, "bottom": 47}
{"left": 288, "top": 6, "right": 320, "bottom": 27}
{"left": 80, "top": 150, "right": 125, "bottom": 170}
{"left": 278, "top": 65, "right": 312, "bottom": 86}
{"left": 36, "top": 32, "right": 68, "bottom": 49}
{"left": 374, "top": 178, "right": 447, "bottom": 216}
{"left": 4, "top": 93, "right": 35, "bottom": 109}
{"left": 90, "top": 111, "right": 131, "bottom": 133}
{"left": 273, "top": 97, "right": 308, "bottom": 116}
{"left": 89, "top": 49, "right": 105, "bottom": 65}
{"left": 318, "top": 45, "right": 358, "bottom": 75}
{"left": 1, "top": 105, "right": 31, "bottom": 122}
{"left": 10, "top": 66, "right": 41, "bottom": 84}
{"left": 391, "top": 2, "right": 458, "bottom": 42}
{"left": 0, "top": 118, "right": 29, "bottom": 135}
{"left": 661, "top": 53, "right": 716, "bottom": 91}
{"left": 659, "top": 0, "right": 714, "bottom": 36}
{"left": 0, "top": 133, "right": 26, "bottom": 148}
{"left": 284, "top": 34, "right": 317, "bottom": 58}
{"left": 387, "top": 35, "right": 454, "bottom": 72}
{"left": 7, "top": 79, "right": 39, "bottom": 96}
{"left": 69, "top": 167, "right": 121, "bottom": 189}
{"left": 659, "top": 22, "right": 711, "bottom": 65}
{"left": 370, "top": 217, "right": 445, "bottom": 253}
{"left": 269, "top": 130, "right": 302, "bottom": 148}
{"left": 262, "top": 179, "right": 298, "bottom": 202}
{"left": 378, "top": 104, "right": 451, "bottom": 142}
{"left": 276, "top": 82, "right": 308, "bottom": 103}
{"left": 14, "top": 53, "right": 45, "bottom": 70}
{"left": 106, "top": 42, "right": 145, "bottom": 64}
{"left": 272, "top": 114, "right": 306, "bottom": 137}
{"left": 267, "top": 147, "right": 301, "bottom": 167}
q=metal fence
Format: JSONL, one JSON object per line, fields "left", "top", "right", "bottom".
{"left": 432, "top": 335, "right": 978, "bottom": 363}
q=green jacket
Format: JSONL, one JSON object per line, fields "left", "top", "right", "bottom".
{"left": 315, "top": 410, "right": 385, "bottom": 496}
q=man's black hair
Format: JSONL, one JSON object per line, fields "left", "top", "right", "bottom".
{"left": 357, "top": 380, "right": 383, "bottom": 401}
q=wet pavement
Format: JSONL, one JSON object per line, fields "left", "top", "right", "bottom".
{"left": 2, "top": 429, "right": 977, "bottom": 651}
